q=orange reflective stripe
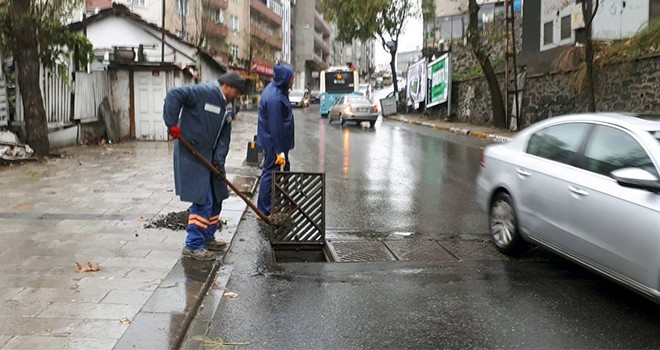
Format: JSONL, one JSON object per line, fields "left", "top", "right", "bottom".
{"left": 188, "top": 214, "right": 210, "bottom": 225}
{"left": 188, "top": 219, "right": 209, "bottom": 229}
{"left": 209, "top": 215, "right": 220, "bottom": 221}
{"left": 209, "top": 215, "right": 220, "bottom": 225}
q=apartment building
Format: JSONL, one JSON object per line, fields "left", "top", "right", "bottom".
{"left": 335, "top": 39, "right": 376, "bottom": 79}
{"left": 249, "top": 0, "right": 283, "bottom": 83}
{"left": 291, "top": 0, "right": 332, "bottom": 90}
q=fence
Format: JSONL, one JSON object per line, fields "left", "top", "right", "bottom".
{"left": 15, "top": 64, "right": 111, "bottom": 129}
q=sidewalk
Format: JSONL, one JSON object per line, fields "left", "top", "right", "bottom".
{"left": 386, "top": 114, "right": 517, "bottom": 143}
{"left": 0, "top": 112, "right": 259, "bottom": 349}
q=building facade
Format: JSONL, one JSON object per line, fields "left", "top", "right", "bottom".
{"left": 291, "top": 0, "right": 333, "bottom": 90}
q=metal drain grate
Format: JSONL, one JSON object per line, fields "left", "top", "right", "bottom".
{"left": 436, "top": 240, "right": 508, "bottom": 261}
{"left": 271, "top": 171, "right": 325, "bottom": 244}
{"left": 327, "top": 241, "right": 396, "bottom": 262}
{"left": 383, "top": 240, "right": 457, "bottom": 261}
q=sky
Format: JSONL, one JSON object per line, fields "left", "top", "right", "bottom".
{"left": 374, "top": 15, "right": 424, "bottom": 67}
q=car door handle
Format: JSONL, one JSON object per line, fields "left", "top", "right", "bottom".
{"left": 516, "top": 168, "right": 531, "bottom": 178}
{"left": 568, "top": 186, "right": 589, "bottom": 197}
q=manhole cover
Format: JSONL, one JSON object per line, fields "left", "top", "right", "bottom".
{"left": 383, "top": 240, "right": 457, "bottom": 261}
{"left": 327, "top": 241, "right": 396, "bottom": 262}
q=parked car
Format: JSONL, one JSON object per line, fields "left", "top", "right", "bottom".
{"left": 310, "top": 90, "right": 320, "bottom": 103}
{"left": 476, "top": 113, "right": 660, "bottom": 302}
{"left": 328, "top": 95, "right": 379, "bottom": 128}
{"left": 289, "top": 90, "right": 310, "bottom": 107}
{"left": 374, "top": 77, "right": 383, "bottom": 90}
{"left": 358, "top": 83, "right": 372, "bottom": 99}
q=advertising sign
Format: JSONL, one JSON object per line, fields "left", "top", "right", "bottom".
{"left": 426, "top": 54, "right": 450, "bottom": 108}
{"left": 406, "top": 59, "right": 427, "bottom": 107}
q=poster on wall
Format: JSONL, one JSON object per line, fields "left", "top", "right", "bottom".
{"left": 406, "top": 58, "right": 427, "bottom": 107}
{"left": 426, "top": 54, "right": 450, "bottom": 108}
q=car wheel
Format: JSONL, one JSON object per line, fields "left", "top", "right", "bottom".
{"left": 339, "top": 114, "right": 346, "bottom": 126}
{"left": 369, "top": 121, "right": 376, "bottom": 128}
{"left": 489, "top": 192, "right": 526, "bottom": 256}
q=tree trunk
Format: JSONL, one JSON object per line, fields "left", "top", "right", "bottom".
{"left": 467, "top": 0, "right": 506, "bottom": 128}
{"left": 11, "top": 0, "right": 49, "bottom": 156}
{"left": 582, "top": 0, "right": 597, "bottom": 112}
{"left": 390, "top": 50, "right": 398, "bottom": 95}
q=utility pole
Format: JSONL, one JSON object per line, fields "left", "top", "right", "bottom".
{"left": 504, "top": 0, "right": 520, "bottom": 130}
{"left": 161, "top": 0, "right": 166, "bottom": 62}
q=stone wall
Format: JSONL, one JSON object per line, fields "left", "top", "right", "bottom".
{"left": 428, "top": 54, "right": 660, "bottom": 128}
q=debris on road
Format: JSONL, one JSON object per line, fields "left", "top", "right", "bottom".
{"left": 144, "top": 210, "right": 227, "bottom": 231}
{"left": 75, "top": 261, "right": 101, "bottom": 272}
{"left": 119, "top": 318, "right": 132, "bottom": 325}
{"left": 192, "top": 336, "right": 250, "bottom": 349}
{"left": 223, "top": 292, "right": 238, "bottom": 299}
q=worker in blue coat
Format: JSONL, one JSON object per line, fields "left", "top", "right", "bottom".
{"left": 163, "top": 72, "right": 246, "bottom": 260}
{"left": 257, "top": 63, "right": 295, "bottom": 217}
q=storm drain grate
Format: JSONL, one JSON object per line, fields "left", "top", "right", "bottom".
{"left": 327, "top": 241, "right": 396, "bottom": 262}
{"left": 436, "top": 240, "right": 508, "bottom": 261}
{"left": 383, "top": 240, "right": 457, "bottom": 261}
{"left": 271, "top": 172, "right": 325, "bottom": 244}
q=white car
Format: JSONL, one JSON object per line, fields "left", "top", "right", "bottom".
{"left": 476, "top": 113, "right": 660, "bottom": 302}
{"left": 289, "top": 90, "right": 310, "bottom": 108}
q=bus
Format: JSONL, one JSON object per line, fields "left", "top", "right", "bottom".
{"left": 319, "top": 66, "right": 360, "bottom": 118}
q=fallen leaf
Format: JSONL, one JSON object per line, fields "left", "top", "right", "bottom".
{"left": 192, "top": 336, "right": 250, "bottom": 349}
{"left": 223, "top": 292, "right": 238, "bottom": 299}
{"left": 119, "top": 318, "right": 132, "bottom": 325}
{"left": 75, "top": 261, "right": 100, "bottom": 273}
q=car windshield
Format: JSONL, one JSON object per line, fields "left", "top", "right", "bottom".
{"left": 290, "top": 91, "right": 304, "bottom": 97}
{"left": 652, "top": 131, "right": 660, "bottom": 144}
{"left": 347, "top": 96, "right": 371, "bottom": 104}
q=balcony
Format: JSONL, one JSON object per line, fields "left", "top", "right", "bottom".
{"left": 314, "top": 33, "right": 330, "bottom": 55}
{"left": 250, "top": 23, "right": 282, "bottom": 50}
{"left": 203, "top": 21, "right": 229, "bottom": 39}
{"left": 314, "top": 10, "right": 331, "bottom": 36}
{"left": 206, "top": 0, "right": 228, "bottom": 9}
{"left": 250, "top": 0, "right": 282, "bottom": 27}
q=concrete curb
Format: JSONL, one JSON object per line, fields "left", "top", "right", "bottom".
{"left": 386, "top": 115, "right": 514, "bottom": 143}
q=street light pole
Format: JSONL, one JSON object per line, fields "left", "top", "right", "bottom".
{"left": 161, "top": 0, "right": 166, "bottom": 63}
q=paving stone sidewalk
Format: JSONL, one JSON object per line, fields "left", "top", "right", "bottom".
{"left": 387, "top": 114, "right": 517, "bottom": 143}
{"left": 0, "top": 112, "right": 259, "bottom": 350}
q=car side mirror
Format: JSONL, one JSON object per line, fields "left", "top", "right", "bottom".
{"left": 611, "top": 167, "right": 660, "bottom": 193}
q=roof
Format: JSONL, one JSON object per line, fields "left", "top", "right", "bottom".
{"left": 69, "top": 3, "right": 195, "bottom": 50}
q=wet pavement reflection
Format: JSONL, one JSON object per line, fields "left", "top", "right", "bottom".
{"left": 292, "top": 106, "right": 489, "bottom": 239}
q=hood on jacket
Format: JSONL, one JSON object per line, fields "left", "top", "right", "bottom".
{"left": 272, "top": 64, "right": 294, "bottom": 93}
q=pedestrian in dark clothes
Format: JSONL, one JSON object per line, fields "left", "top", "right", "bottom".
{"left": 163, "top": 72, "right": 246, "bottom": 260}
{"left": 257, "top": 64, "right": 295, "bottom": 218}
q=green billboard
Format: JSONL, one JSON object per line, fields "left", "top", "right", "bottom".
{"left": 427, "top": 54, "right": 450, "bottom": 108}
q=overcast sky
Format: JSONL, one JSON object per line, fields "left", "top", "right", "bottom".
{"left": 374, "top": 13, "right": 424, "bottom": 66}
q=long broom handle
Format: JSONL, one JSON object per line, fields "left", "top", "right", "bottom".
{"left": 177, "top": 137, "right": 273, "bottom": 224}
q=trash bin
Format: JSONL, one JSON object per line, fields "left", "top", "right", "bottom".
{"left": 380, "top": 95, "right": 397, "bottom": 116}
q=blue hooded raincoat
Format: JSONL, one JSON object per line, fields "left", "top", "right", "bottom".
{"left": 257, "top": 64, "right": 295, "bottom": 155}
{"left": 163, "top": 81, "right": 233, "bottom": 204}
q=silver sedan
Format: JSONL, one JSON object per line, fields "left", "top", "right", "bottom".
{"left": 475, "top": 113, "right": 660, "bottom": 302}
{"left": 328, "top": 95, "right": 379, "bottom": 128}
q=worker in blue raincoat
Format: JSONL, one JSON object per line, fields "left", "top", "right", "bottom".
{"left": 257, "top": 63, "right": 295, "bottom": 217}
{"left": 163, "top": 72, "right": 246, "bottom": 261}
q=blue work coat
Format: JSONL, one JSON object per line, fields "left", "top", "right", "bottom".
{"left": 163, "top": 81, "right": 234, "bottom": 204}
{"left": 257, "top": 64, "right": 295, "bottom": 155}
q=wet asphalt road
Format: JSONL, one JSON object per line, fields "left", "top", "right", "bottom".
{"left": 185, "top": 103, "right": 660, "bottom": 349}
{"left": 290, "top": 104, "right": 489, "bottom": 240}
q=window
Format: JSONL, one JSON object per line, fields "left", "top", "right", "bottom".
{"left": 560, "top": 15, "right": 571, "bottom": 40}
{"left": 582, "top": 126, "right": 659, "bottom": 177}
{"left": 212, "top": 8, "right": 224, "bottom": 23}
{"left": 175, "top": 30, "right": 189, "bottom": 40}
{"left": 543, "top": 21, "right": 553, "bottom": 45}
{"left": 230, "top": 45, "right": 239, "bottom": 59}
{"left": 527, "top": 123, "right": 591, "bottom": 166}
{"left": 231, "top": 15, "right": 239, "bottom": 32}
{"left": 176, "top": 0, "right": 188, "bottom": 15}
{"left": 133, "top": 0, "right": 145, "bottom": 6}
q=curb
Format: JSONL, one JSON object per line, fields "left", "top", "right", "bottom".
{"left": 386, "top": 115, "right": 513, "bottom": 143}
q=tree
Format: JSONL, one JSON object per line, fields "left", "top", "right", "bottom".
{"left": 580, "top": 0, "right": 600, "bottom": 112}
{"left": 467, "top": 0, "right": 506, "bottom": 128}
{"left": 322, "top": 0, "right": 419, "bottom": 94}
{"left": 0, "top": 0, "right": 93, "bottom": 156}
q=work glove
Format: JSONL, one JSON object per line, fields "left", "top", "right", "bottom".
{"left": 275, "top": 152, "right": 286, "bottom": 167}
{"left": 168, "top": 125, "right": 181, "bottom": 139}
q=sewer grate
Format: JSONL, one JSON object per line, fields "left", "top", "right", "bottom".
{"left": 437, "top": 240, "right": 509, "bottom": 261}
{"left": 383, "top": 240, "right": 457, "bottom": 261}
{"left": 327, "top": 241, "right": 396, "bottom": 262}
